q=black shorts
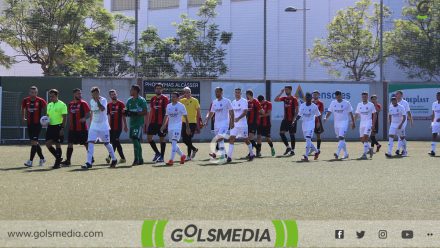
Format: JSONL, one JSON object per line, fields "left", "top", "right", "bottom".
{"left": 28, "top": 124, "right": 42, "bottom": 141}
{"left": 248, "top": 124, "right": 258, "bottom": 134}
{"left": 280, "top": 119, "right": 297, "bottom": 134}
{"left": 314, "top": 119, "right": 324, "bottom": 134}
{"left": 147, "top": 123, "right": 167, "bottom": 137}
{"left": 110, "top": 130, "right": 122, "bottom": 143}
{"left": 45, "top": 125, "right": 64, "bottom": 143}
{"left": 182, "top": 123, "right": 197, "bottom": 139}
{"left": 257, "top": 125, "right": 271, "bottom": 137}
{"left": 67, "top": 130, "right": 88, "bottom": 145}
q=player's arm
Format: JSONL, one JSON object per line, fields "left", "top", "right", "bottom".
{"left": 229, "top": 109, "right": 235, "bottom": 129}
{"left": 294, "top": 101, "right": 299, "bottom": 120}
{"left": 122, "top": 111, "right": 128, "bottom": 133}
{"left": 399, "top": 114, "right": 407, "bottom": 129}
{"left": 160, "top": 115, "right": 169, "bottom": 132}
{"left": 261, "top": 109, "right": 271, "bottom": 117}
{"left": 372, "top": 111, "right": 377, "bottom": 128}
{"left": 407, "top": 111, "right": 413, "bottom": 126}
{"left": 274, "top": 89, "right": 285, "bottom": 102}
{"left": 184, "top": 115, "right": 191, "bottom": 135}
{"left": 205, "top": 112, "right": 214, "bottom": 126}
{"left": 350, "top": 112, "right": 356, "bottom": 129}
{"left": 235, "top": 109, "right": 247, "bottom": 123}
{"left": 324, "top": 111, "right": 332, "bottom": 122}
{"left": 22, "top": 107, "right": 27, "bottom": 123}
{"left": 432, "top": 110, "right": 435, "bottom": 123}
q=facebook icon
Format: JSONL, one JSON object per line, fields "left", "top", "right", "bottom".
{"left": 335, "top": 230, "right": 345, "bottom": 239}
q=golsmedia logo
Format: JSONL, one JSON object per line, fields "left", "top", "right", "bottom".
{"left": 141, "top": 220, "right": 298, "bottom": 247}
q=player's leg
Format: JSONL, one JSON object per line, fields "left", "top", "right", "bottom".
{"left": 188, "top": 123, "right": 198, "bottom": 159}
{"left": 257, "top": 133, "right": 263, "bottom": 155}
{"left": 131, "top": 126, "right": 143, "bottom": 165}
{"left": 147, "top": 124, "right": 161, "bottom": 161}
{"left": 83, "top": 130, "right": 97, "bottom": 169}
{"left": 168, "top": 130, "right": 184, "bottom": 165}
{"left": 289, "top": 122, "right": 297, "bottom": 155}
{"left": 334, "top": 127, "right": 342, "bottom": 159}
{"left": 158, "top": 127, "right": 167, "bottom": 162}
{"left": 63, "top": 131, "right": 75, "bottom": 166}
{"left": 386, "top": 127, "right": 396, "bottom": 157}
{"left": 263, "top": 127, "right": 275, "bottom": 156}
{"left": 303, "top": 130, "right": 310, "bottom": 161}
{"left": 101, "top": 130, "right": 117, "bottom": 167}
{"left": 115, "top": 130, "right": 126, "bottom": 162}
{"left": 181, "top": 123, "right": 191, "bottom": 157}
{"left": 35, "top": 125, "right": 45, "bottom": 163}
{"left": 400, "top": 132, "right": 408, "bottom": 157}
{"left": 316, "top": 132, "right": 322, "bottom": 151}
{"left": 244, "top": 129, "right": 254, "bottom": 161}
{"left": 280, "top": 120, "right": 291, "bottom": 155}
{"left": 25, "top": 125, "right": 38, "bottom": 166}
{"left": 248, "top": 129, "right": 257, "bottom": 158}
{"left": 228, "top": 132, "right": 236, "bottom": 161}
{"left": 339, "top": 126, "right": 348, "bottom": 159}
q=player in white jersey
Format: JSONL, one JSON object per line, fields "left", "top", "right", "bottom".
{"left": 355, "top": 92, "right": 377, "bottom": 159}
{"left": 228, "top": 88, "right": 255, "bottom": 162}
{"left": 82, "top": 87, "right": 117, "bottom": 169}
{"left": 395, "top": 90, "right": 413, "bottom": 156}
{"left": 324, "top": 91, "right": 355, "bottom": 160}
{"left": 292, "top": 93, "right": 321, "bottom": 162}
{"left": 160, "top": 92, "right": 190, "bottom": 166}
{"left": 429, "top": 92, "right": 440, "bottom": 156}
{"left": 386, "top": 96, "right": 407, "bottom": 157}
{"left": 204, "top": 87, "right": 234, "bottom": 164}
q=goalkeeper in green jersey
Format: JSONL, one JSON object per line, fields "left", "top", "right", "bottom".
{"left": 126, "top": 85, "right": 148, "bottom": 165}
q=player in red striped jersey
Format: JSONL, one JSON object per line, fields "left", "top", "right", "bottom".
{"left": 61, "top": 88, "right": 91, "bottom": 166}
{"left": 257, "top": 95, "right": 275, "bottom": 157}
{"left": 312, "top": 91, "right": 324, "bottom": 153}
{"left": 275, "top": 86, "right": 299, "bottom": 156}
{"left": 147, "top": 83, "right": 170, "bottom": 163}
{"left": 22, "top": 86, "right": 47, "bottom": 167}
{"left": 246, "top": 90, "right": 264, "bottom": 157}
{"left": 106, "top": 89, "right": 128, "bottom": 164}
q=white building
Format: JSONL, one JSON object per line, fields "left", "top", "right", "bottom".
{"left": 0, "top": 0, "right": 409, "bottom": 81}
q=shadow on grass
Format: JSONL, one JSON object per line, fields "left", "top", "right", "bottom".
{"left": 0, "top": 167, "right": 30, "bottom": 171}
{"left": 23, "top": 168, "right": 53, "bottom": 173}
{"left": 68, "top": 167, "right": 104, "bottom": 172}
{"left": 199, "top": 161, "right": 244, "bottom": 166}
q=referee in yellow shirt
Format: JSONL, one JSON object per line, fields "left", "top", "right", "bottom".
{"left": 180, "top": 87, "right": 202, "bottom": 160}
{"left": 45, "top": 89, "right": 68, "bottom": 169}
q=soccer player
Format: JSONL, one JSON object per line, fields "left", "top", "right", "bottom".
{"left": 126, "top": 85, "right": 148, "bottom": 165}
{"left": 161, "top": 92, "right": 191, "bottom": 165}
{"left": 45, "top": 89, "right": 67, "bottom": 169}
{"left": 246, "top": 90, "right": 264, "bottom": 157}
{"left": 204, "top": 87, "right": 234, "bottom": 164}
{"left": 180, "top": 87, "right": 201, "bottom": 160}
{"left": 395, "top": 90, "right": 412, "bottom": 156}
{"left": 355, "top": 92, "right": 376, "bottom": 159}
{"left": 257, "top": 95, "right": 275, "bottom": 157}
{"left": 274, "top": 86, "right": 298, "bottom": 156}
{"left": 370, "top": 95, "right": 382, "bottom": 152}
{"left": 228, "top": 88, "right": 255, "bottom": 162}
{"left": 22, "top": 86, "right": 47, "bottom": 167}
{"left": 386, "top": 96, "right": 407, "bottom": 158}
{"left": 312, "top": 90, "right": 324, "bottom": 152}
{"left": 324, "top": 91, "right": 355, "bottom": 160}
{"left": 429, "top": 92, "right": 440, "bottom": 156}
{"left": 107, "top": 89, "right": 128, "bottom": 164}
{"left": 61, "top": 88, "right": 90, "bottom": 166}
{"left": 147, "top": 83, "right": 169, "bottom": 163}
{"left": 82, "top": 87, "right": 117, "bottom": 169}
{"left": 292, "top": 92, "right": 321, "bottom": 162}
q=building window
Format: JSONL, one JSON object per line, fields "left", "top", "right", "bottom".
{"left": 111, "top": 0, "right": 139, "bottom": 11}
{"left": 148, "top": 0, "right": 179, "bottom": 9}
{"left": 188, "top": 0, "right": 222, "bottom": 7}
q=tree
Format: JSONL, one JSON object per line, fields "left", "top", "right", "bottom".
{"left": 84, "top": 14, "right": 135, "bottom": 77}
{"left": 172, "top": 0, "right": 232, "bottom": 78}
{"left": 0, "top": 0, "right": 114, "bottom": 76}
{"left": 0, "top": 46, "right": 14, "bottom": 69}
{"left": 137, "top": 26, "right": 178, "bottom": 78}
{"left": 309, "top": 0, "right": 391, "bottom": 81}
{"left": 388, "top": 0, "right": 440, "bottom": 81}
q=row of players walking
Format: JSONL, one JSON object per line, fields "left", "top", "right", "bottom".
{"left": 21, "top": 84, "right": 440, "bottom": 169}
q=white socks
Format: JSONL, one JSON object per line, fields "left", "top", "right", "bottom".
{"left": 337, "top": 140, "right": 347, "bottom": 156}
{"left": 432, "top": 142, "right": 437, "bottom": 152}
{"left": 388, "top": 137, "right": 394, "bottom": 154}
{"left": 105, "top": 143, "right": 116, "bottom": 161}
{"left": 363, "top": 142, "right": 370, "bottom": 155}
{"left": 170, "top": 140, "right": 183, "bottom": 161}
{"left": 228, "top": 144, "right": 234, "bottom": 158}
{"left": 218, "top": 140, "right": 225, "bottom": 157}
{"left": 87, "top": 143, "right": 95, "bottom": 164}
{"left": 247, "top": 144, "right": 254, "bottom": 156}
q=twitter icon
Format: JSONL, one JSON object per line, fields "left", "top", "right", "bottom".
{"left": 356, "top": 231, "right": 366, "bottom": 239}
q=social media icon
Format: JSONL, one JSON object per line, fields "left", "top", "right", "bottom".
{"left": 356, "top": 231, "right": 366, "bottom": 239}
{"left": 379, "top": 230, "right": 388, "bottom": 239}
{"left": 335, "top": 230, "right": 344, "bottom": 239}
{"left": 402, "top": 230, "right": 414, "bottom": 239}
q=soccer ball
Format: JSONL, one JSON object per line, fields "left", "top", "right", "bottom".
{"left": 40, "top": 116, "right": 50, "bottom": 127}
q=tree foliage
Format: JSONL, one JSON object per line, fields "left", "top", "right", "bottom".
{"left": 309, "top": 0, "right": 391, "bottom": 81}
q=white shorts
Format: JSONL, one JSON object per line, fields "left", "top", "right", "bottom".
{"left": 302, "top": 129, "right": 314, "bottom": 139}
{"left": 168, "top": 129, "right": 181, "bottom": 141}
{"left": 334, "top": 125, "right": 348, "bottom": 138}
{"left": 88, "top": 129, "right": 110, "bottom": 143}
{"left": 432, "top": 122, "right": 440, "bottom": 134}
{"left": 230, "top": 126, "right": 248, "bottom": 138}
{"left": 214, "top": 126, "right": 229, "bottom": 139}
{"left": 359, "top": 124, "right": 373, "bottom": 137}
{"left": 389, "top": 126, "right": 405, "bottom": 136}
